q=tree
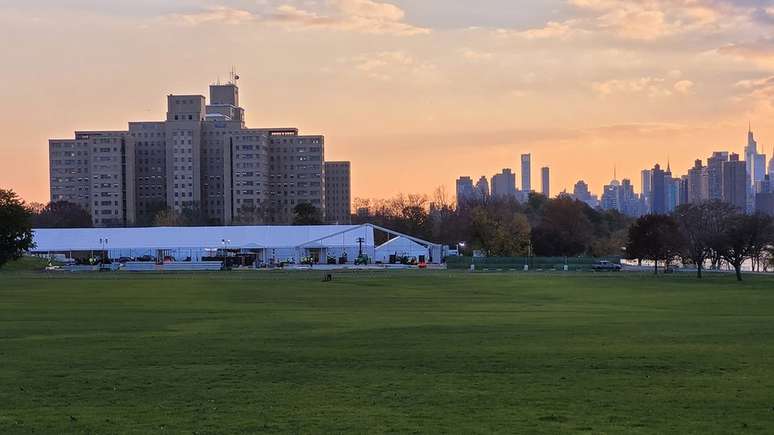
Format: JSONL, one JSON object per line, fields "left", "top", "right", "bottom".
{"left": 626, "top": 214, "right": 684, "bottom": 274}
{"left": 32, "top": 201, "right": 92, "bottom": 228}
{"left": 718, "top": 213, "right": 773, "bottom": 281}
{"left": 0, "top": 189, "right": 35, "bottom": 269}
{"left": 673, "top": 201, "right": 735, "bottom": 278}
{"left": 234, "top": 203, "right": 266, "bottom": 225}
{"left": 470, "top": 207, "right": 531, "bottom": 256}
{"left": 293, "top": 203, "right": 322, "bottom": 225}
{"left": 531, "top": 197, "right": 593, "bottom": 257}
{"left": 152, "top": 203, "right": 210, "bottom": 227}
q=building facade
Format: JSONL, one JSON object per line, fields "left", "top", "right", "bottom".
{"left": 521, "top": 154, "right": 532, "bottom": 192}
{"left": 723, "top": 153, "right": 747, "bottom": 211}
{"left": 491, "top": 169, "right": 517, "bottom": 199}
{"left": 324, "top": 162, "right": 352, "bottom": 224}
{"left": 49, "top": 80, "right": 349, "bottom": 227}
{"left": 541, "top": 167, "right": 550, "bottom": 197}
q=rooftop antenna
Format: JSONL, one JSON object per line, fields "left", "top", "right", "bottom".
{"left": 229, "top": 66, "right": 240, "bottom": 85}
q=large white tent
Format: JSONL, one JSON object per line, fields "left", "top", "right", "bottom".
{"left": 32, "top": 225, "right": 375, "bottom": 263}
{"left": 374, "top": 237, "right": 430, "bottom": 263}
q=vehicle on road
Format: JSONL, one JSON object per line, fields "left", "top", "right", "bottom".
{"left": 592, "top": 260, "right": 622, "bottom": 272}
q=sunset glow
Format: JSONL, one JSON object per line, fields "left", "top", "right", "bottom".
{"left": 1, "top": 0, "right": 773, "bottom": 203}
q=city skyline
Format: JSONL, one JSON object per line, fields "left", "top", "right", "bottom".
{"left": 2, "top": 1, "right": 774, "bottom": 204}
{"left": 456, "top": 126, "right": 774, "bottom": 216}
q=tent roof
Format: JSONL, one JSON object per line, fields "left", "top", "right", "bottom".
{"left": 31, "top": 225, "right": 374, "bottom": 252}
{"left": 376, "top": 236, "right": 428, "bottom": 251}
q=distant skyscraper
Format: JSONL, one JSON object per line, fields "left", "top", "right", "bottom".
{"left": 492, "top": 169, "right": 517, "bottom": 199}
{"left": 723, "top": 153, "right": 747, "bottom": 211}
{"left": 475, "top": 176, "right": 490, "bottom": 200}
{"left": 650, "top": 164, "right": 667, "bottom": 214}
{"left": 456, "top": 176, "right": 476, "bottom": 205}
{"left": 601, "top": 178, "right": 621, "bottom": 212}
{"left": 619, "top": 178, "right": 642, "bottom": 217}
{"left": 687, "top": 159, "right": 705, "bottom": 204}
{"left": 521, "top": 154, "right": 531, "bottom": 192}
{"left": 705, "top": 152, "right": 728, "bottom": 202}
{"left": 664, "top": 163, "right": 679, "bottom": 212}
{"left": 769, "top": 146, "right": 774, "bottom": 180}
{"left": 641, "top": 169, "right": 652, "bottom": 209}
{"left": 573, "top": 180, "right": 599, "bottom": 208}
{"left": 541, "top": 167, "right": 550, "bottom": 197}
{"left": 679, "top": 175, "right": 689, "bottom": 206}
{"left": 745, "top": 126, "right": 766, "bottom": 213}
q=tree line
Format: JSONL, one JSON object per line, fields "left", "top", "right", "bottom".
{"left": 626, "top": 201, "right": 774, "bottom": 281}
{"left": 3, "top": 187, "right": 773, "bottom": 279}
{"left": 353, "top": 189, "right": 632, "bottom": 258}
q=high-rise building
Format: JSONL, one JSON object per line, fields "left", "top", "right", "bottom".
{"left": 456, "top": 176, "right": 476, "bottom": 205}
{"left": 687, "top": 159, "right": 705, "bottom": 204}
{"left": 324, "top": 162, "right": 351, "bottom": 224}
{"left": 664, "top": 163, "right": 680, "bottom": 212}
{"left": 50, "top": 79, "right": 345, "bottom": 227}
{"left": 492, "top": 169, "right": 517, "bottom": 199}
{"left": 679, "top": 175, "right": 689, "bottom": 206}
{"left": 723, "top": 153, "right": 747, "bottom": 211}
{"left": 704, "top": 152, "right": 728, "bottom": 202}
{"left": 756, "top": 175, "right": 774, "bottom": 216}
{"left": 572, "top": 180, "right": 599, "bottom": 208}
{"left": 619, "top": 178, "right": 643, "bottom": 217}
{"left": 541, "top": 167, "right": 550, "bottom": 197}
{"left": 641, "top": 169, "right": 652, "bottom": 210}
{"left": 745, "top": 127, "right": 767, "bottom": 213}
{"left": 521, "top": 154, "right": 531, "bottom": 192}
{"left": 769, "top": 146, "right": 774, "bottom": 181}
{"left": 50, "top": 131, "right": 135, "bottom": 227}
{"left": 601, "top": 179, "right": 621, "bottom": 212}
{"left": 650, "top": 164, "right": 667, "bottom": 214}
{"left": 475, "top": 176, "right": 490, "bottom": 201}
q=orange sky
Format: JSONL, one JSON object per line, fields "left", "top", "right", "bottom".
{"left": 1, "top": 0, "right": 773, "bottom": 204}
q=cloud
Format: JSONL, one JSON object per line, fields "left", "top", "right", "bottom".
{"left": 460, "top": 48, "right": 493, "bottom": 62}
{"left": 499, "top": 20, "right": 580, "bottom": 41}
{"left": 717, "top": 38, "right": 774, "bottom": 67}
{"left": 160, "top": 0, "right": 429, "bottom": 36}
{"left": 592, "top": 77, "right": 675, "bottom": 97}
{"left": 343, "top": 51, "right": 440, "bottom": 82}
{"left": 503, "top": 0, "right": 756, "bottom": 42}
{"left": 673, "top": 80, "right": 695, "bottom": 94}
{"left": 164, "top": 6, "right": 256, "bottom": 26}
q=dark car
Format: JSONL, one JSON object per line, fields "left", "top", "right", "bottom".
{"left": 592, "top": 261, "right": 622, "bottom": 272}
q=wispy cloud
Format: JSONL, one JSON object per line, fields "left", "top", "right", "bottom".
{"left": 161, "top": 0, "right": 429, "bottom": 36}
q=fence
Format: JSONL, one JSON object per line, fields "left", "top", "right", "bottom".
{"left": 446, "top": 256, "right": 622, "bottom": 271}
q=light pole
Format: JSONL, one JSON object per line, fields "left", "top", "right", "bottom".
{"left": 221, "top": 239, "right": 231, "bottom": 270}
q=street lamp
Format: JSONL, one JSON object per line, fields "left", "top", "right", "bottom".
{"left": 221, "top": 239, "right": 231, "bottom": 270}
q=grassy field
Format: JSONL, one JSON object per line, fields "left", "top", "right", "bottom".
{"left": 1, "top": 265, "right": 774, "bottom": 434}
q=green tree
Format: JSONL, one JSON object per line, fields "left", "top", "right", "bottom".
{"left": 32, "top": 201, "right": 93, "bottom": 228}
{"left": 626, "top": 214, "right": 684, "bottom": 274}
{"left": 673, "top": 201, "right": 735, "bottom": 279}
{"left": 531, "top": 197, "right": 594, "bottom": 257}
{"left": 718, "top": 212, "right": 774, "bottom": 281}
{"left": 0, "top": 189, "right": 35, "bottom": 269}
{"left": 470, "top": 207, "right": 531, "bottom": 256}
{"left": 293, "top": 203, "right": 323, "bottom": 225}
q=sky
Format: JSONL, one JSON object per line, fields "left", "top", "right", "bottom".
{"left": 1, "top": 0, "right": 774, "bottom": 204}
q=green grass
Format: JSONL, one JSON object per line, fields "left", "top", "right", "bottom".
{"left": 1, "top": 268, "right": 774, "bottom": 434}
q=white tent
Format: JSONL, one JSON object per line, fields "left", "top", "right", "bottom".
{"left": 31, "top": 225, "right": 375, "bottom": 263}
{"left": 374, "top": 236, "right": 430, "bottom": 263}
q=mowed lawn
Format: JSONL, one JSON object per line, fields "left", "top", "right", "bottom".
{"left": 1, "top": 269, "right": 774, "bottom": 434}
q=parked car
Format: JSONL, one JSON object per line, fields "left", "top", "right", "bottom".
{"left": 592, "top": 260, "right": 622, "bottom": 272}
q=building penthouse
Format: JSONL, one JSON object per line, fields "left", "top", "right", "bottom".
{"left": 49, "top": 79, "right": 351, "bottom": 227}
